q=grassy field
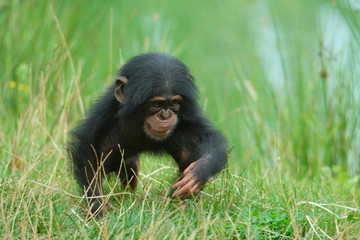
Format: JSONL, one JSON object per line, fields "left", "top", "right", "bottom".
{"left": 1, "top": 0, "right": 359, "bottom": 239}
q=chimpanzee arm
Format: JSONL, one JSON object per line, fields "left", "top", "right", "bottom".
{"left": 69, "top": 88, "right": 120, "bottom": 216}
{"left": 69, "top": 134, "right": 105, "bottom": 216}
{"left": 166, "top": 120, "right": 228, "bottom": 199}
{"left": 193, "top": 129, "right": 227, "bottom": 179}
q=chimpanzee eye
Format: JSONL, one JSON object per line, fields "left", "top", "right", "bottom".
{"left": 151, "top": 102, "right": 161, "bottom": 109}
{"left": 170, "top": 101, "right": 180, "bottom": 109}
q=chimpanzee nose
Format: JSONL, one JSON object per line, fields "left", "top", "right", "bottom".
{"left": 161, "top": 109, "right": 171, "bottom": 119}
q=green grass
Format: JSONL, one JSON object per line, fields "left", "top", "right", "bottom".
{"left": 0, "top": 0, "right": 359, "bottom": 239}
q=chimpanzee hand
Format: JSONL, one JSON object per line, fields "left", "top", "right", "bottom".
{"left": 171, "top": 161, "right": 202, "bottom": 199}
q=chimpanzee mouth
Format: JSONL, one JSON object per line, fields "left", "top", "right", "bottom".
{"left": 145, "top": 123, "right": 172, "bottom": 139}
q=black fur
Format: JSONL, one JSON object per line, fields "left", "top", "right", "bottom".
{"left": 68, "top": 53, "right": 228, "bottom": 217}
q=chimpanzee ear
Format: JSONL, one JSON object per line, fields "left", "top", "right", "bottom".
{"left": 186, "top": 72, "right": 194, "bottom": 80}
{"left": 114, "top": 76, "right": 128, "bottom": 103}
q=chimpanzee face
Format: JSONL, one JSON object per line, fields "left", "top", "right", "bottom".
{"left": 143, "top": 95, "right": 182, "bottom": 141}
{"left": 114, "top": 75, "right": 184, "bottom": 141}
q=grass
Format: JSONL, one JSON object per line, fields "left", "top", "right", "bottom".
{"left": 0, "top": 0, "right": 359, "bottom": 239}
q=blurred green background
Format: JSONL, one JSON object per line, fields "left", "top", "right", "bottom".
{"left": 1, "top": 0, "right": 358, "bottom": 177}
{"left": 1, "top": 0, "right": 359, "bottom": 238}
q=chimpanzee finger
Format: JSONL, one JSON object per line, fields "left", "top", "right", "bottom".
{"left": 183, "top": 162, "right": 197, "bottom": 175}
{"left": 171, "top": 174, "right": 192, "bottom": 190}
{"left": 172, "top": 179, "right": 196, "bottom": 198}
{"left": 178, "top": 182, "right": 199, "bottom": 199}
{"left": 191, "top": 183, "right": 201, "bottom": 195}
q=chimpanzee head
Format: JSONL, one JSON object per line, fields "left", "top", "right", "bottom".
{"left": 114, "top": 53, "right": 200, "bottom": 141}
